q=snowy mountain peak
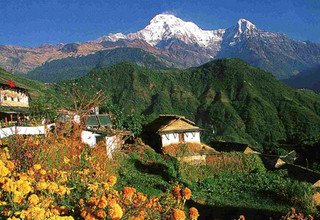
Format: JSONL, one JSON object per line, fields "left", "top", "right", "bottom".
{"left": 128, "top": 13, "right": 225, "bottom": 48}
{"left": 237, "top": 18, "right": 257, "bottom": 33}
{"left": 95, "top": 33, "right": 127, "bottom": 43}
{"left": 149, "top": 13, "right": 181, "bottom": 24}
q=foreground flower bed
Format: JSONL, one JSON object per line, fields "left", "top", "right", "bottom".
{"left": 0, "top": 147, "right": 199, "bottom": 219}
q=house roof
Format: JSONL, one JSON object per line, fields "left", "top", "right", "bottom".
{"left": 145, "top": 114, "right": 202, "bottom": 134}
{"left": 86, "top": 114, "right": 112, "bottom": 127}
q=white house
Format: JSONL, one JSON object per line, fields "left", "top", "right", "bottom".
{"left": 144, "top": 114, "right": 203, "bottom": 150}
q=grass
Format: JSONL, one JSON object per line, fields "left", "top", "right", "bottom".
{"left": 113, "top": 146, "right": 317, "bottom": 216}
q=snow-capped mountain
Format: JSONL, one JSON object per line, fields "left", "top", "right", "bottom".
{"left": 1, "top": 13, "right": 320, "bottom": 81}
{"left": 127, "top": 14, "right": 225, "bottom": 48}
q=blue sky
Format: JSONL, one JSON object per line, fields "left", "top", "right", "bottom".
{"left": 0, "top": 0, "right": 319, "bottom": 47}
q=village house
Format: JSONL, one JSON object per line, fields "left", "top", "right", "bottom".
{"left": 143, "top": 114, "right": 216, "bottom": 162}
{"left": 0, "top": 80, "right": 30, "bottom": 124}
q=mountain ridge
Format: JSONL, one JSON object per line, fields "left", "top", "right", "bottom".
{"left": 2, "top": 13, "right": 320, "bottom": 82}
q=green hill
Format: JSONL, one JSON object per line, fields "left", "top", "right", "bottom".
{"left": 26, "top": 47, "right": 177, "bottom": 83}
{"left": 57, "top": 59, "right": 320, "bottom": 146}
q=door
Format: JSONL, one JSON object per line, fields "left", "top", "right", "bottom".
{"left": 179, "top": 133, "right": 184, "bottom": 142}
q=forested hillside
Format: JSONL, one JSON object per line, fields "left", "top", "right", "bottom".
{"left": 26, "top": 48, "right": 176, "bottom": 83}
{"left": 56, "top": 59, "right": 320, "bottom": 147}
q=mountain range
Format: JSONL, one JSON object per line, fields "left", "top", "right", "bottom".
{"left": 1, "top": 13, "right": 320, "bottom": 84}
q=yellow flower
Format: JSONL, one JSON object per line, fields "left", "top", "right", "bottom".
{"left": 13, "top": 192, "right": 24, "bottom": 204}
{"left": 39, "top": 169, "right": 46, "bottom": 175}
{"left": 16, "top": 179, "right": 32, "bottom": 195}
{"left": 63, "top": 157, "right": 70, "bottom": 164}
{"left": 28, "top": 194, "right": 39, "bottom": 205}
{"left": 36, "top": 181, "right": 48, "bottom": 190}
{"left": 33, "top": 164, "right": 41, "bottom": 171}
{"left": 172, "top": 209, "right": 186, "bottom": 220}
{"left": 57, "top": 185, "right": 69, "bottom": 195}
{"left": 0, "top": 161, "right": 10, "bottom": 177}
{"left": 88, "top": 182, "right": 99, "bottom": 192}
{"left": 83, "top": 168, "right": 90, "bottom": 175}
{"left": 2, "top": 178, "right": 15, "bottom": 192}
{"left": 28, "top": 169, "right": 35, "bottom": 176}
{"left": 109, "top": 203, "right": 123, "bottom": 219}
{"left": 47, "top": 182, "right": 59, "bottom": 192}
{"left": 189, "top": 207, "right": 199, "bottom": 220}
{"left": 19, "top": 173, "right": 29, "bottom": 181}
{"left": 107, "top": 176, "right": 117, "bottom": 187}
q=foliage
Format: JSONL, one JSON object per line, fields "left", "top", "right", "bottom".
{"left": 101, "top": 104, "right": 145, "bottom": 135}
{"left": 57, "top": 59, "right": 320, "bottom": 146}
{"left": 0, "top": 141, "right": 198, "bottom": 219}
{"left": 29, "top": 96, "right": 59, "bottom": 121}
{"left": 191, "top": 171, "right": 315, "bottom": 214}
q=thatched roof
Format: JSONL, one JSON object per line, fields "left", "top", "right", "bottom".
{"left": 145, "top": 114, "right": 202, "bottom": 134}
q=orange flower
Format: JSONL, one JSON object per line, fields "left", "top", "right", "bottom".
{"left": 96, "top": 209, "right": 107, "bottom": 218}
{"left": 134, "top": 192, "right": 147, "bottom": 204}
{"left": 172, "top": 185, "right": 181, "bottom": 200}
{"left": 98, "top": 196, "right": 108, "bottom": 209}
{"left": 79, "top": 199, "right": 84, "bottom": 206}
{"left": 88, "top": 197, "right": 99, "bottom": 206}
{"left": 181, "top": 187, "right": 191, "bottom": 200}
{"left": 189, "top": 207, "right": 199, "bottom": 220}
{"left": 129, "top": 217, "right": 144, "bottom": 220}
{"left": 6, "top": 161, "right": 15, "bottom": 171}
{"left": 172, "top": 208, "right": 186, "bottom": 220}
{"left": 123, "top": 187, "right": 136, "bottom": 201}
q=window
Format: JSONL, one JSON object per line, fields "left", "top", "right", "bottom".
{"left": 11, "top": 97, "right": 14, "bottom": 101}
{"left": 4, "top": 96, "right": 7, "bottom": 101}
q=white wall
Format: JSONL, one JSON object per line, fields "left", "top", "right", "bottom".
{"left": 161, "top": 133, "right": 180, "bottom": 146}
{"left": 81, "top": 130, "right": 101, "bottom": 147}
{"left": 0, "top": 124, "right": 55, "bottom": 138}
{"left": 161, "top": 131, "right": 201, "bottom": 147}
{"left": 184, "top": 131, "right": 201, "bottom": 143}
{"left": 105, "top": 136, "right": 122, "bottom": 159}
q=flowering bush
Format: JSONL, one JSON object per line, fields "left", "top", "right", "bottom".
{"left": 0, "top": 147, "right": 199, "bottom": 219}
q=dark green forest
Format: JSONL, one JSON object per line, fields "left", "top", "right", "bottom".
{"left": 55, "top": 59, "right": 320, "bottom": 148}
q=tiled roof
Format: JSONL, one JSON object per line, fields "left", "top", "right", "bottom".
{"left": 86, "top": 114, "right": 112, "bottom": 127}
